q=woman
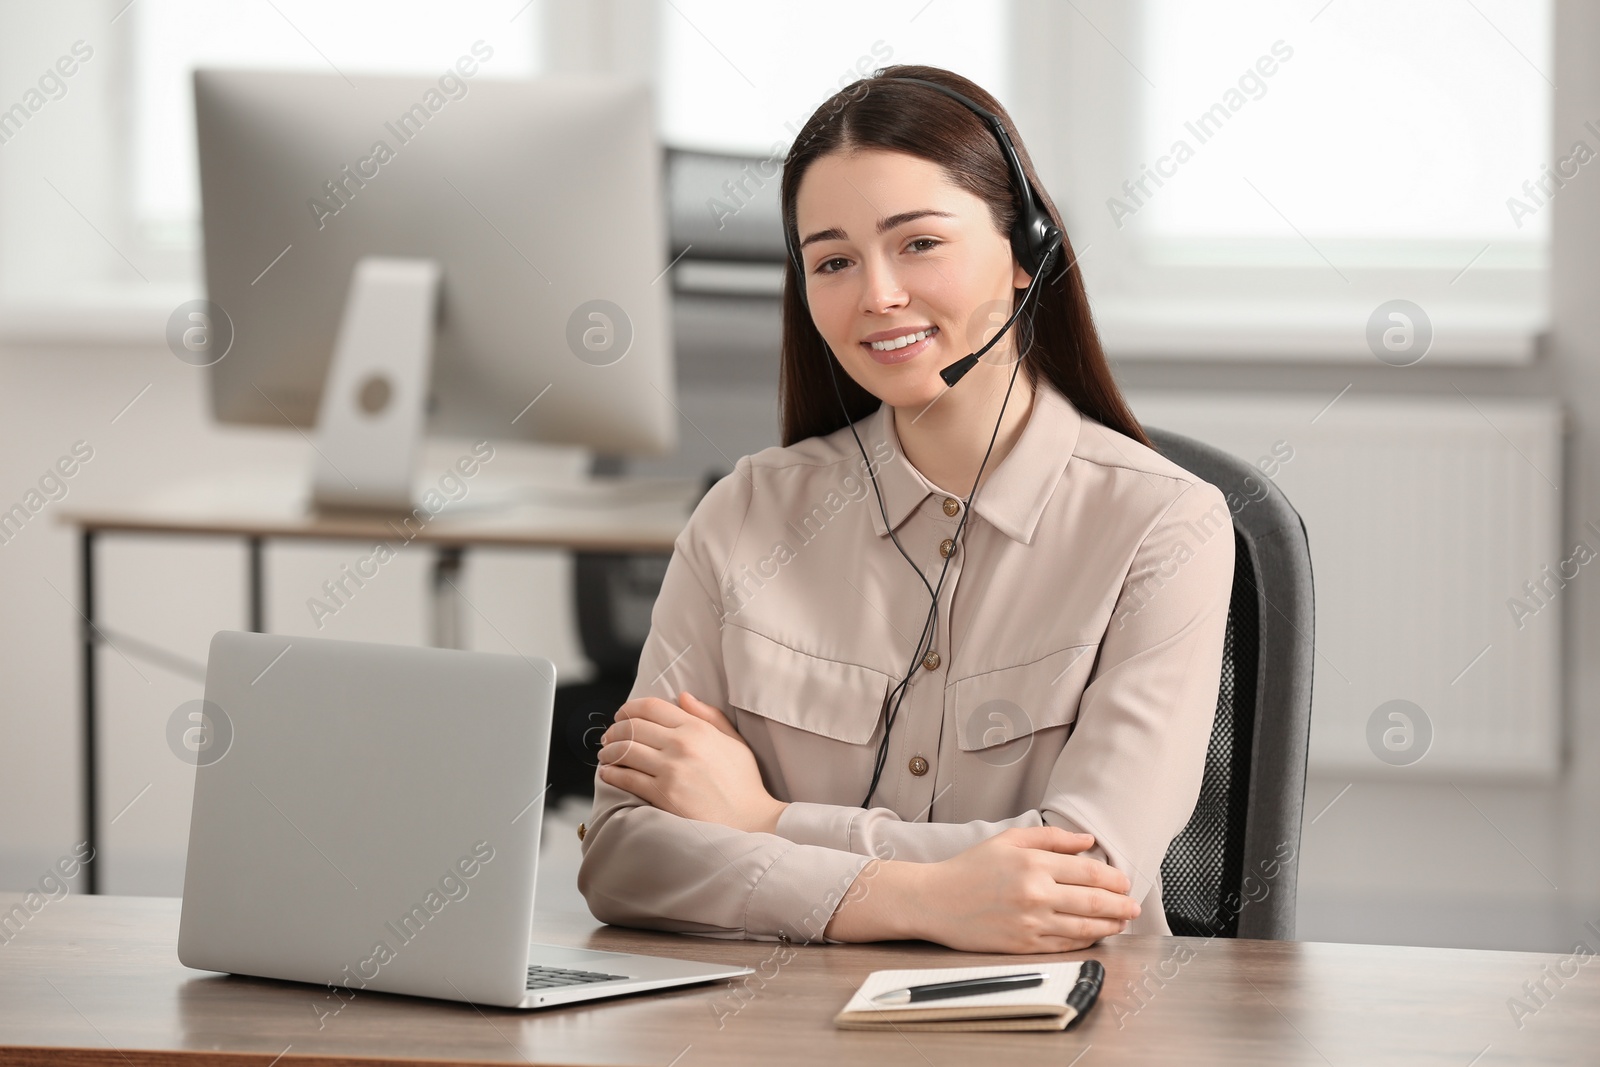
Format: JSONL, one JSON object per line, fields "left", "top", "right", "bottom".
{"left": 578, "top": 65, "right": 1234, "bottom": 954}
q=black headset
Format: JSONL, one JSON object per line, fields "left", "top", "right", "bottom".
{"left": 781, "top": 76, "right": 1068, "bottom": 807}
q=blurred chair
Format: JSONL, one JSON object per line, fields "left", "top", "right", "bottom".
{"left": 546, "top": 471, "right": 721, "bottom": 803}
{"left": 546, "top": 551, "right": 670, "bottom": 802}
{"left": 1149, "top": 426, "right": 1315, "bottom": 940}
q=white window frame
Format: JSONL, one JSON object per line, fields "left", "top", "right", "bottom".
{"left": 1008, "top": 0, "right": 1549, "bottom": 364}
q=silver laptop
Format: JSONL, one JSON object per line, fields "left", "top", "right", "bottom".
{"left": 177, "top": 630, "right": 751, "bottom": 1009}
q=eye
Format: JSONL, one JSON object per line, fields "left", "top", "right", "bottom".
{"left": 814, "top": 256, "right": 850, "bottom": 275}
{"left": 907, "top": 237, "right": 940, "bottom": 253}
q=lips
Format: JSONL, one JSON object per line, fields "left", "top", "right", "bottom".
{"left": 862, "top": 325, "right": 940, "bottom": 366}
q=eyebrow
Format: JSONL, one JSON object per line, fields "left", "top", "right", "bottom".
{"left": 798, "top": 209, "right": 956, "bottom": 251}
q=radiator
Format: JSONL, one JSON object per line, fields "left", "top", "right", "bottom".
{"left": 1123, "top": 389, "right": 1565, "bottom": 780}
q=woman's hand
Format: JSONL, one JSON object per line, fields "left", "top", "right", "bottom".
{"left": 596, "top": 691, "right": 788, "bottom": 835}
{"left": 823, "top": 827, "right": 1139, "bottom": 949}
{"left": 913, "top": 826, "right": 1140, "bottom": 953}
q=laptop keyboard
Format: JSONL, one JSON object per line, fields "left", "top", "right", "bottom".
{"left": 525, "top": 964, "right": 631, "bottom": 990}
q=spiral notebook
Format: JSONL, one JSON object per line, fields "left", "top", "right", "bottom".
{"left": 833, "top": 961, "right": 1102, "bottom": 1032}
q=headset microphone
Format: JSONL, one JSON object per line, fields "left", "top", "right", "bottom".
{"left": 937, "top": 228, "right": 1062, "bottom": 388}
{"left": 783, "top": 75, "right": 1067, "bottom": 808}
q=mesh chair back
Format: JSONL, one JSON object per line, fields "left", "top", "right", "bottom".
{"left": 1159, "top": 526, "right": 1259, "bottom": 936}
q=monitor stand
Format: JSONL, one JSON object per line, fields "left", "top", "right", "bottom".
{"left": 310, "top": 255, "right": 441, "bottom": 513}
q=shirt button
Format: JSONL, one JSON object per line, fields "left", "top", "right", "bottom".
{"left": 909, "top": 755, "right": 929, "bottom": 776}
{"left": 576, "top": 822, "right": 586, "bottom": 841}
{"left": 938, "top": 537, "right": 956, "bottom": 558}
{"left": 922, "top": 650, "right": 941, "bottom": 670}
{"left": 942, "top": 497, "right": 960, "bottom": 516}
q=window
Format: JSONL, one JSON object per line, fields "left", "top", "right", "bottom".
{"left": 130, "top": 0, "right": 543, "bottom": 254}
{"left": 0, "top": 0, "right": 540, "bottom": 320}
{"left": 1138, "top": 0, "right": 1549, "bottom": 253}
{"left": 657, "top": 0, "right": 1011, "bottom": 155}
{"left": 1016, "top": 0, "right": 1552, "bottom": 361}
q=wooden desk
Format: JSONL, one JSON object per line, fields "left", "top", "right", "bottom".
{"left": 55, "top": 467, "right": 702, "bottom": 892}
{"left": 2, "top": 895, "right": 1595, "bottom": 1065}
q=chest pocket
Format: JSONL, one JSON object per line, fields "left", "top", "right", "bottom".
{"left": 950, "top": 643, "right": 1098, "bottom": 755}
{"left": 722, "top": 624, "right": 890, "bottom": 745}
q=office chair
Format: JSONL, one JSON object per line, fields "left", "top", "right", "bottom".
{"left": 1147, "top": 427, "right": 1315, "bottom": 940}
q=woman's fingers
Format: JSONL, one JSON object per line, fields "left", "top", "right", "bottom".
{"left": 600, "top": 715, "right": 675, "bottom": 754}
{"left": 616, "top": 693, "right": 743, "bottom": 742}
{"left": 594, "top": 763, "right": 674, "bottom": 814}
{"left": 676, "top": 691, "right": 745, "bottom": 740}
{"left": 1005, "top": 825, "right": 1096, "bottom": 854}
{"left": 597, "top": 733, "right": 668, "bottom": 775}
{"left": 1050, "top": 882, "right": 1142, "bottom": 921}
{"left": 614, "top": 696, "right": 690, "bottom": 727}
{"left": 1028, "top": 847, "right": 1141, "bottom": 925}
{"left": 1042, "top": 915, "right": 1129, "bottom": 947}
{"left": 1044, "top": 852, "right": 1133, "bottom": 897}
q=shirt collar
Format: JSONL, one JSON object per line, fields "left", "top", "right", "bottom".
{"left": 859, "top": 376, "right": 1082, "bottom": 545}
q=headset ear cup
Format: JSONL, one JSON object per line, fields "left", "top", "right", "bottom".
{"left": 1012, "top": 212, "right": 1062, "bottom": 284}
{"left": 1043, "top": 228, "right": 1067, "bottom": 284}
{"left": 1029, "top": 216, "right": 1065, "bottom": 283}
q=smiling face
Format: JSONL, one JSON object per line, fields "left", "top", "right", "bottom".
{"left": 793, "top": 147, "right": 1034, "bottom": 411}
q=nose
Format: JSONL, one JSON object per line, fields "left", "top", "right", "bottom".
{"left": 857, "top": 253, "right": 909, "bottom": 315}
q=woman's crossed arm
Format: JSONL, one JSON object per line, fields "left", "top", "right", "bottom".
{"left": 597, "top": 690, "right": 1138, "bottom": 952}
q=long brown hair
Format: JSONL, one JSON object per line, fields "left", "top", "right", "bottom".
{"left": 778, "top": 64, "right": 1151, "bottom": 450}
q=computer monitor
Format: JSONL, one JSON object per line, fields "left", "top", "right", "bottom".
{"left": 192, "top": 67, "right": 677, "bottom": 510}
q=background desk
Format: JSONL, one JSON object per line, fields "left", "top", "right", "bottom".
{"left": 55, "top": 469, "right": 702, "bottom": 893}
{"left": 2, "top": 894, "right": 1596, "bottom": 1066}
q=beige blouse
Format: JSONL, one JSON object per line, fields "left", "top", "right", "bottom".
{"left": 578, "top": 377, "right": 1235, "bottom": 943}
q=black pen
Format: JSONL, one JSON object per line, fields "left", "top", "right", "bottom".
{"left": 870, "top": 971, "right": 1049, "bottom": 1005}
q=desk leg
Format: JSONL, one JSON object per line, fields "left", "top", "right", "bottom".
{"left": 432, "top": 546, "right": 465, "bottom": 650}
{"left": 80, "top": 529, "right": 99, "bottom": 895}
{"left": 247, "top": 536, "right": 265, "bottom": 632}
